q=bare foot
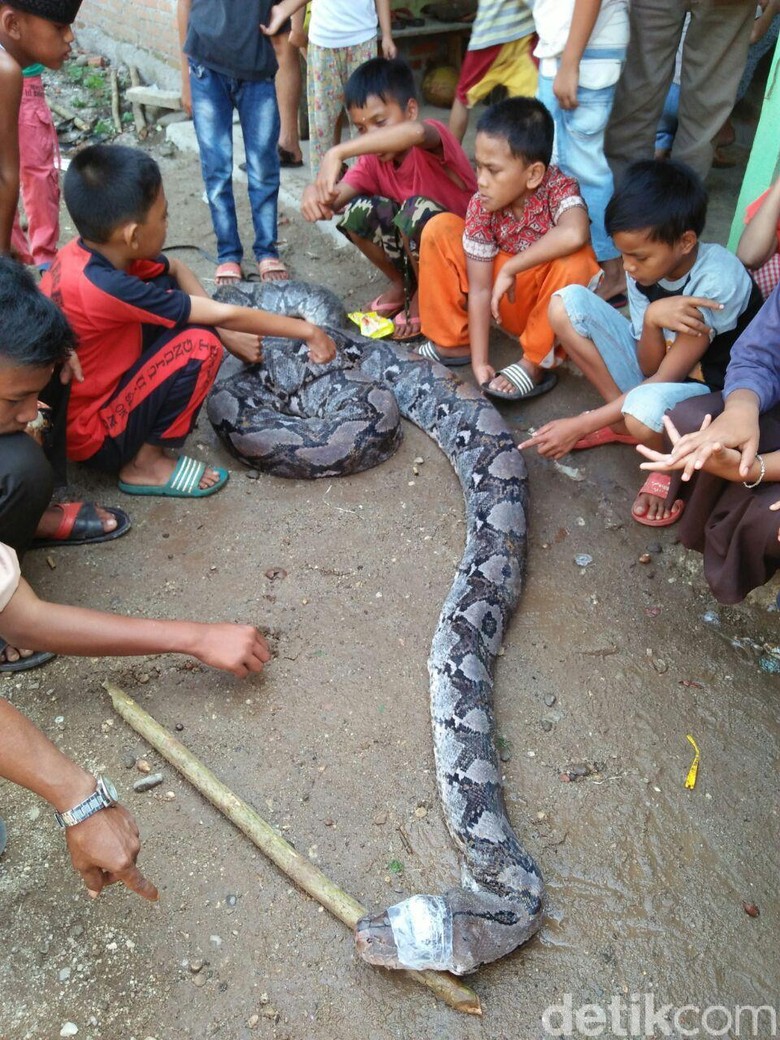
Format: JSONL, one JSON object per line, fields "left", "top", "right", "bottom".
{"left": 34, "top": 503, "right": 118, "bottom": 541}
{"left": 0, "top": 644, "right": 35, "bottom": 666}
{"left": 631, "top": 491, "right": 682, "bottom": 523}
{"left": 215, "top": 262, "right": 243, "bottom": 286}
{"left": 595, "top": 256, "right": 627, "bottom": 302}
{"left": 368, "top": 283, "right": 406, "bottom": 314}
{"left": 119, "top": 446, "right": 222, "bottom": 491}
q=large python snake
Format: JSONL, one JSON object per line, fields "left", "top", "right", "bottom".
{"left": 207, "top": 281, "right": 544, "bottom": 975}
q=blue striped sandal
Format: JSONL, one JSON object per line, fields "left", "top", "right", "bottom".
{"left": 118, "top": 455, "right": 229, "bottom": 498}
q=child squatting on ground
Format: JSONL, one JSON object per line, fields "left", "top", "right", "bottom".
{"left": 301, "top": 57, "right": 477, "bottom": 342}
{"left": 416, "top": 96, "right": 601, "bottom": 397}
{"left": 636, "top": 282, "right": 780, "bottom": 604}
{"left": 41, "top": 145, "right": 336, "bottom": 500}
{"left": 0, "top": 256, "right": 271, "bottom": 676}
{"left": 0, "top": 0, "right": 80, "bottom": 257}
{"left": 519, "top": 160, "right": 764, "bottom": 526}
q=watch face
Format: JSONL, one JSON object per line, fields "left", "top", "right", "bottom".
{"left": 98, "top": 776, "right": 119, "bottom": 804}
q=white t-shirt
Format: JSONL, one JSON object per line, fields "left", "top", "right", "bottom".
{"left": 0, "top": 543, "right": 21, "bottom": 613}
{"left": 308, "top": 0, "right": 378, "bottom": 49}
{"left": 532, "top": 0, "right": 629, "bottom": 90}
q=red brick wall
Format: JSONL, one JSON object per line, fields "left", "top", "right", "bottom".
{"left": 77, "top": 0, "right": 180, "bottom": 69}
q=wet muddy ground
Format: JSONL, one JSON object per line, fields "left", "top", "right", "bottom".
{"left": 1, "top": 72, "right": 778, "bottom": 1040}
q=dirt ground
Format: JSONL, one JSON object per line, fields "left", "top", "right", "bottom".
{"left": 1, "top": 59, "right": 779, "bottom": 1040}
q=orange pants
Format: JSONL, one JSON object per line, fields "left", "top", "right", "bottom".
{"left": 418, "top": 212, "right": 601, "bottom": 366}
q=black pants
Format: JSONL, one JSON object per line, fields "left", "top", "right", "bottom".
{"left": 0, "top": 433, "right": 53, "bottom": 556}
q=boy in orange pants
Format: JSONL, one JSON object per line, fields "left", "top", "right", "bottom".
{"left": 417, "top": 96, "right": 601, "bottom": 401}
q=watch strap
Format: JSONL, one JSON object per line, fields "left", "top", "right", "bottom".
{"left": 54, "top": 784, "right": 111, "bottom": 829}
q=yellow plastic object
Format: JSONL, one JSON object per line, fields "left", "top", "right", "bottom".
{"left": 684, "top": 734, "right": 700, "bottom": 790}
{"left": 347, "top": 310, "right": 395, "bottom": 339}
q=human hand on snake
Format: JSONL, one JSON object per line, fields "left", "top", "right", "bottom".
{"left": 305, "top": 327, "right": 337, "bottom": 364}
{"left": 220, "top": 328, "right": 263, "bottom": 364}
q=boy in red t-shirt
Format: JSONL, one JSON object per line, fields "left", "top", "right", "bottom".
{"left": 417, "top": 96, "right": 600, "bottom": 401}
{"left": 301, "top": 57, "right": 477, "bottom": 341}
{"left": 43, "top": 145, "right": 335, "bottom": 499}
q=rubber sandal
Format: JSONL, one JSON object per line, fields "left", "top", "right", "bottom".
{"left": 572, "top": 426, "right": 640, "bottom": 451}
{"left": 392, "top": 313, "right": 422, "bottom": 341}
{"left": 118, "top": 456, "right": 229, "bottom": 498}
{"left": 215, "top": 262, "right": 243, "bottom": 285}
{"left": 257, "top": 257, "right": 290, "bottom": 282}
{"left": 631, "top": 472, "right": 684, "bottom": 527}
{"left": 414, "top": 340, "right": 471, "bottom": 367}
{"left": 482, "top": 364, "right": 557, "bottom": 401}
{"left": 607, "top": 293, "right": 628, "bottom": 309}
{"left": 366, "top": 294, "right": 404, "bottom": 318}
{"left": 278, "top": 147, "right": 304, "bottom": 168}
{"left": 30, "top": 502, "right": 131, "bottom": 549}
{"left": 0, "top": 640, "right": 56, "bottom": 673}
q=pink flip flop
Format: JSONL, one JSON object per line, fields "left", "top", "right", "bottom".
{"left": 631, "top": 473, "right": 684, "bottom": 527}
{"left": 215, "top": 262, "right": 243, "bottom": 285}
{"left": 573, "top": 425, "right": 640, "bottom": 451}
{"left": 366, "top": 294, "right": 404, "bottom": 318}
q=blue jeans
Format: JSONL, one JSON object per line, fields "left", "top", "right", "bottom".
{"left": 556, "top": 284, "right": 712, "bottom": 432}
{"left": 189, "top": 61, "right": 281, "bottom": 266}
{"left": 655, "top": 81, "right": 679, "bottom": 153}
{"left": 537, "top": 75, "right": 619, "bottom": 263}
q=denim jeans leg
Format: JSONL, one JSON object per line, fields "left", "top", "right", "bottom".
{"left": 189, "top": 62, "right": 242, "bottom": 265}
{"left": 538, "top": 76, "right": 619, "bottom": 263}
{"left": 555, "top": 283, "right": 643, "bottom": 392}
{"left": 235, "top": 78, "right": 281, "bottom": 263}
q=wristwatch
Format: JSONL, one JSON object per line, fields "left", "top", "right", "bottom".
{"left": 54, "top": 775, "right": 119, "bottom": 829}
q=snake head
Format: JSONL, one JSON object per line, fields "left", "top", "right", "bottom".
{"left": 354, "top": 910, "right": 402, "bottom": 968}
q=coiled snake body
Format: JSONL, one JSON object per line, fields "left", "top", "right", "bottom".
{"left": 208, "top": 281, "right": 544, "bottom": 975}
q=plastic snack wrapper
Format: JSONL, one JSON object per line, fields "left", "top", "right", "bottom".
{"left": 347, "top": 310, "right": 395, "bottom": 339}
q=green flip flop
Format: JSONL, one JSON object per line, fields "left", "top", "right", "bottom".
{"left": 118, "top": 455, "right": 229, "bottom": 498}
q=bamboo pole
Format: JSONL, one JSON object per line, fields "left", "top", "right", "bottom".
{"left": 105, "top": 682, "right": 482, "bottom": 1016}
{"left": 49, "top": 99, "right": 91, "bottom": 133}
{"left": 109, "top": 68, "right": 122, "bottom": 134}
{"left": 127, "top": 65, "right": 147, "bottom": 136}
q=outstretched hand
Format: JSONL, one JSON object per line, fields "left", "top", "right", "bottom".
{"left": 66, "top": 804, "right": 158, "bottom": 901}
{"left": 195, "top": 623, "right": 272, "bottom": 677}
{"left": 518, "top": 416, "right": 587, "bottom": 459}
{"left": 638, "top": 414, "right": 750, "bottom": 482}
{"left": 647, "top": 401, "right": 760, "bottom": 481}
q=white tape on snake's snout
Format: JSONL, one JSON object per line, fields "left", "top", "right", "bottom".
{"left": 387, "top": 895, "right": 453, "bottom": 971}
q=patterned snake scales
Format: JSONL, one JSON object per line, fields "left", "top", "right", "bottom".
{"left": 208, "top": 281, "right": 544, "bottom": 975}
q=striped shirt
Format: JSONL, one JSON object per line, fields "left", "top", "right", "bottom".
{"left": 468, "top": 0, "right": 534, "bottom": 51}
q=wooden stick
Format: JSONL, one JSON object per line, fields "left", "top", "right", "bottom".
{"left": 127, "top": 65, "right": 147, "bottom": 136}
{"left": 109, "top": 67, "right": 122, "bottom": 134}
{"left": 105, "top": 682, "right": 482, "bottom": 1016}
{"left": 49, "top": 99, "right": 91, "bottom": 133}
